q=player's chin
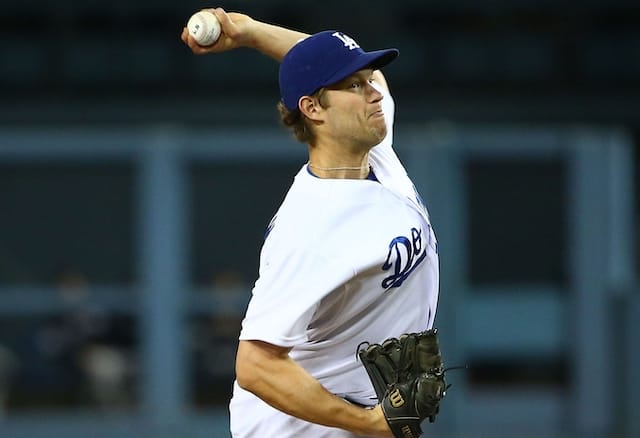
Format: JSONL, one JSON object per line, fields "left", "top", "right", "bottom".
{"left": 368, "top": 123, "right": 387, "bottom": 144}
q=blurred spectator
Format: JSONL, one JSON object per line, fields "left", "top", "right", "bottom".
{"left": 31, "top": 267, "right": 135, "bottom": 410}
{"left": 189, "top": 269, "right": 248, "bottom": 406}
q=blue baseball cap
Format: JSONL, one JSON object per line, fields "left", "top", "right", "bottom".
{"left": 279, "top": 30, "right": 399, "bottom": 111}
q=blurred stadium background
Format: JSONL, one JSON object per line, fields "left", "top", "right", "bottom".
{"left": 0, "top": 0, "right": 639, "bottom": 437}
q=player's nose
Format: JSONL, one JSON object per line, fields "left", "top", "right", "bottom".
{"left": 366, "top": 82, "right": 383, "bottom": 102}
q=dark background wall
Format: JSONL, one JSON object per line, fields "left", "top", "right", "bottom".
{"left": 1, "top": 0, "right": 639, "bottom": 128}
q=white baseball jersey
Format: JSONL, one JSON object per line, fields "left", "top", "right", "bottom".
{"left": 229, "top": 88, "right": 439, "bottom": 437}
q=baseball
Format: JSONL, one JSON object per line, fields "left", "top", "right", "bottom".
{"left": 187, "top": 11, "right": 221, "bottom": 46}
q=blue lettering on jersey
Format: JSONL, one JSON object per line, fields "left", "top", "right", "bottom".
{"left": 382, "top": 227, "right": 427, "bottom": 289}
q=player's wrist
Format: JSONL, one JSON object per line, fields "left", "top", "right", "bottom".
{"left": 241, "top": 19, "right": 269, "bottom": 50}
{"left": 369, "top": 405, "right": 394, "bottom": 437}
{"left": 228, "top": 14, "right": 259, "bottom": 49}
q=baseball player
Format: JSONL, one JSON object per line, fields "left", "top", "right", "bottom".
{"left": 182, "top": 8, "right": 440, "bottom": 437}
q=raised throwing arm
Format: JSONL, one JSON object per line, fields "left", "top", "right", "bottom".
{"left": 180, "top": 7, "right": 308, "bottom": 62}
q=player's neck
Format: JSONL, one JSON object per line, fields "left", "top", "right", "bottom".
{"left": 307, "top": 163, "right": 371, "bottom": 179}
{"left": 308, "top": 143, "right": 371, "bottom": 180}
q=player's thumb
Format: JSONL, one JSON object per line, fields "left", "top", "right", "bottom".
{"left": 213, "top": 7, "right": 255, "bottom": 49}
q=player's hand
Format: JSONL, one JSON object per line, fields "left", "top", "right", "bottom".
{"left": 181, "top": 7, "right": 254, "bottom": 55}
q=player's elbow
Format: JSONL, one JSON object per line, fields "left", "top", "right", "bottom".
{"left": 235, "top": 339, "right": 290, "bottom": 392}
{"left": 235, "top": 349, "right": 259, "bottom": 391}
{"left": 234, "top": 340, "right": 268, "bottom": 391}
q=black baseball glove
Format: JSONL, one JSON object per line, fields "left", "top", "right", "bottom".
{"left": 357, "top": 329, "right": 448, "bottom": 438}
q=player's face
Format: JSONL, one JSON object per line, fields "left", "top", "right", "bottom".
{"left": 321, "top": 69, "right": 387, "bottom": 150}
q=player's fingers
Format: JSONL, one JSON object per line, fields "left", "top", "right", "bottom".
{"left": 211, "top": 7, "right": 239, "bottom": 39}
{"left": 190, "top": 43, "right": 212, "bottom": 55}
{"left": 210, "top": 7, "right": 229, "bottom": 27}
{"left": 180, "top": 27, "right": 203, "bottom": 52}
{"left": 180, "top": 27, "right": 190, "bottom": 44}
{"left": 181, "top": 9, "right": 236, "bottom": 55}
{"left": 182, "top": 33, "right": 211, "bottom": 55}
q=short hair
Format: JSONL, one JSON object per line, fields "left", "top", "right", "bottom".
{"left": 277, "top": 88, "right": 329, "bottom": 144}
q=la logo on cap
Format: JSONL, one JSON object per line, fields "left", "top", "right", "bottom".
{"left": 332, "top": 32, "right": 360, "bottom": 50}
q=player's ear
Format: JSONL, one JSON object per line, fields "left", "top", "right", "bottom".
{"left": 298, "top": 96, "right": 323, "bottom": 121}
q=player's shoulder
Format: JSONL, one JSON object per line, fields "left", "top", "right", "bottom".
{"left": 264, "top": 167, "right": 328, "bottom": 236}
{"left": 268, "top": 166, "right": 385, "bottom": 239}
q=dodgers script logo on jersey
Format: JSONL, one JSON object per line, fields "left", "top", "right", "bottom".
{"left": 382, "top": 225, "right": 436, "bottom": 289}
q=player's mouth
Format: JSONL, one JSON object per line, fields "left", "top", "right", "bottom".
{"left": 369, "top": 109, "right": 385, "bottom": 119}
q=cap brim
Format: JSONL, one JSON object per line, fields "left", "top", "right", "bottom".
{"left": 320, "top": 48, "right": 399, "bottom": 89}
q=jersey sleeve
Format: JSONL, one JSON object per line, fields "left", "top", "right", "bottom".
{"left": 239, "top": 243, "right": 356, "bottom": 347}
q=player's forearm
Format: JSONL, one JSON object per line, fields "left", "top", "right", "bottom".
{"left": 247, "top": 21, "right": 388, "bottom": 86}
{"left": 182, "top": 8, "right": 307, "bottom": 61}
{"left": 242, "top": 362, "right": 383, "bottom": 435}
{"left": 235, "top": 340, "right": 391, "bottom": 436}
{"left": 244, "top": 20, "right": 308, "bottom": 62}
